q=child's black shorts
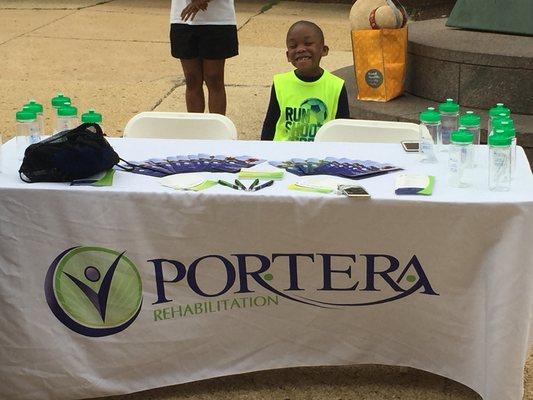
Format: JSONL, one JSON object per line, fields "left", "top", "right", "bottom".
{"left": 170, "top": 23, "right": 238, "bottom": 60}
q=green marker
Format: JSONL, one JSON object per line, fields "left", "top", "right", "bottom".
{"left": 248, "top": 178, "right": 260, "bottom": 191}
{"left": 218, "top": 179, "right": 240, "bottom": 190}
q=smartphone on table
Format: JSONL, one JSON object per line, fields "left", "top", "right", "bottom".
{"left": 338, "top": 184, "right": 371, "bottom": 198}
{"left": 401, "top": 141, "right": 420, "bottom": 152}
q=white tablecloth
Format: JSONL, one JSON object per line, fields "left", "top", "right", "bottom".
{"left": 0, "top": 138, "right": 532, "bottom": 400}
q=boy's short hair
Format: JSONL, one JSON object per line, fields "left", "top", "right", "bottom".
{"left": 286, "top": 20, "right": 324, "bottom": 44}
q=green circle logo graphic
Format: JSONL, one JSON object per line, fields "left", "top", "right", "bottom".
{"left": 300, "top": 98, "right": 328, "bottom": 126}
{"left": 45, "top": 247, "right": 143, "bottom": 337}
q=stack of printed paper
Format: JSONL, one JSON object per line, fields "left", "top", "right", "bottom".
{"left": 121, "top": 154, "right": 265, "bottom": 177}
{"left": 269, "top": 157, "right": 401, "bottom": 179}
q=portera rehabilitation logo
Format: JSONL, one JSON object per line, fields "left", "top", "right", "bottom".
{"left": 45, "top": 247, "right": 143, "bottom": 337}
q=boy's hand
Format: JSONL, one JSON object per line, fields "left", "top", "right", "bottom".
{"left": 181, "top": 0, "right": 209, "bottom": 22}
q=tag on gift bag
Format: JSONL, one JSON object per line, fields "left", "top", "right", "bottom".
{"left": 351, "top": 26, "right": 407, "bottom": 102}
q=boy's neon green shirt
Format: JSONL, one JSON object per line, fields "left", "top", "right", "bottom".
{"left": 273, "top": 70, "right": 344, "bottom": 141}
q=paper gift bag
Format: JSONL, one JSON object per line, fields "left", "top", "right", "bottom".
{"left": 351, "top": 27, "right": 407, "bottom": 102}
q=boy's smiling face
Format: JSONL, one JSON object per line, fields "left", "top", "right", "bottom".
{"left": 286, "top": 23, "right": 329, "bottom": 77}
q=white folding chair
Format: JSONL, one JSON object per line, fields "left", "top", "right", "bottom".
{"left": 314, "top": 119, "right": 429, "bottom": 143}
{"left": 123, "top": 111, "right": 237, "bottom": 140}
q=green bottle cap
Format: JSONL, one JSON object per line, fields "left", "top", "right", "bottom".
{"left": 24, "top": 99, "right": 43, "bottom": 113}
{"left": 459, "top": 111, "right": 480, "bottom": 127}
{"left": 439, "top": 98, "right": 459, "bottom": 113}
{"left": 57, "top": 105, "right": 78, "bottom": 117}
{"left": 493, "top": 117, "right": 514, "bottom": 130}
{"left": 51, "top": 93, "right": 71, "bottom": 108}
{"left": 500, "top": 124, "right": 516, "bottom": 138}
{"left": 81, "top": 109, "right": 102, "bottom": 123}
{"left": 420, "top": 107, "right": 441, "bottom": 123}
{"left": 16, "top": 110, "right": 37, "bottom": 121}
{"left": 489, "top": 103, "right": 511, "bottom": 118}
{"left": 489, "top": 133, "right": 511, "bottom": 146}
{"left": 451, "top": 129, "right": 473, "bottom": 143}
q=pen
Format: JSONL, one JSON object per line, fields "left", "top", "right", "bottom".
{"left": 234, "top": 179, "right": 247, "bottom": 191}
{"left": 248, "top": 178, "right": 260, "bottom": 191}
{"left": 251, "top": 180, "right": 274, "bottom": 192}
{"left": 218, "top": 179, "right": 240, "bottom": 190}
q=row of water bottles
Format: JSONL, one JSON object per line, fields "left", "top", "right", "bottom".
{"left": 418, "top": 99, "right": 516, "bottom": 191}
{"left": 15, "top": 93, "right": 103, "bottom": 159}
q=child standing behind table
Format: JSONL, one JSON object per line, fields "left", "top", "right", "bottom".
{"left": 261, "top": 20, "right": 350, "bottom": 141}
{"left": 170, "top": 0, "right": 238, "bottom": 115}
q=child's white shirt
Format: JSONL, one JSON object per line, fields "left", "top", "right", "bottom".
{"left": 170, "top": 0, "right": 236, "bottom": 25}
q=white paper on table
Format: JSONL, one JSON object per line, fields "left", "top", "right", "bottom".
{"left": 394, "top": 174, "right": 430, "bottom": 190}
{"left": 295, "top": 175, "right": 355, "bottom": 191}
{"left": 159, "top": 173, "right": 208, "bottom": 190}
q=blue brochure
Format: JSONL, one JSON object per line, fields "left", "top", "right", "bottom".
{"left": 122, "top": 154, "right": 265, "bottom": 177}
{"left": 269, "top": 158, "right": 402, "bottom": 180}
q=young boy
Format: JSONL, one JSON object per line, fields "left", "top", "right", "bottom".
{"left": 261, "top": 20, "right": 350, "bottom": 141}
{"left": 170, "top": 0, "right": 238, "bottom": 115}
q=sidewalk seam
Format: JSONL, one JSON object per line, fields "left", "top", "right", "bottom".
{"left": 151, "top": 78, "right": 186, "bottom": 111}
{"left": 237, "top": 0, "right": 279, "bottom": 31}
{"left": 0, "top": 1, "right": 113, "bottom": 11}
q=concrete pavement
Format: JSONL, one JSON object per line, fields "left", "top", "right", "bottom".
{"left": 0, "top": 1, "right": 531, "bottom": 399}
{"left": 0, "top": 0, "right": 353, "bottom": 141}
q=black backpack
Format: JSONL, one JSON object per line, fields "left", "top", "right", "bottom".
{"left": 19, "top": 123, "right": 120, "bottom": 183}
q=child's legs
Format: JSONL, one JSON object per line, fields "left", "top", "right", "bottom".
{"left": 202, "top": 59, "right": 226, "bottom": 115}
{"left": 171, "top": 23, "right": 237, "bottom": 115}
{"left": 170, "top": 24, "right": 205, "bottom": 112}
{"left": 197, "top": 24, "right": 237, "bottom": 115}
{"left": 180, "top": 58, "right": 205, "bottom": 113}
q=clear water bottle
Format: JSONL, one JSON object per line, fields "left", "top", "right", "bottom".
{"left": 81, "top": 109, "right": 102, "bottom": 126}
{"left": 488, "top": 133, "right": 512, "bottom": 191}
{"left": 16, "top": 109, "right": 38, "bottom": 160}
{"left": 419, "top": 107, "right": 440, "bottom": 163}
{"left": 51, "top": 93, "right": 71, "bottom": 133}
{"left": 496, "top": 122, "right": 517, "bottom": 177}
{"left": 24, "top": 100, "right": 44, "bottom": 136}
{"left": 55, "top": 105, "right": 79, "bottom": 133}
{"left": 458, "top": 126, "right": 475, "bottom": 168}
{"left": 488, "top": 103, "right": 510, "bottom": 136}
{"left": 21, "top": 106, "right": 42, "bottom": 144}
{"left": 448, "top": 129, "right": 473, "bottom": 188}
{"left": 438, "top": 98, "right": 460, "bottom": 149}
{"left": 459, "top": 111, "right": 480, "bottom": 145}
{"left": 459, "top": 111, "right": 480, "bottom": 167}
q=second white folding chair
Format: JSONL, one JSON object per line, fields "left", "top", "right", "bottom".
{"left": 314, "top": 119, "right": 429, "bottom": 143}
{"left": 123, "top": 112, "right": 237, "bottom": 140}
